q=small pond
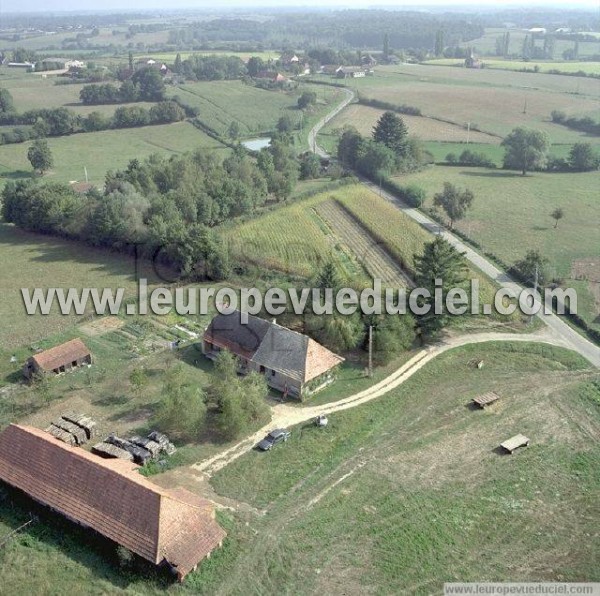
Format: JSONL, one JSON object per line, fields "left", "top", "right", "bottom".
{"left": 241, "top": 137, "right": 271, "bottom": 151}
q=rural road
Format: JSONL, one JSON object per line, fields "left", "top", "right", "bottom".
{"left": 309, "top": 88, "right": 600, "bottom": 368}
{"left": 174, "top": 86, "right": 600, "bottom": 495}
{"left": 308, "top": 87, "right": 355, "bottom": 156}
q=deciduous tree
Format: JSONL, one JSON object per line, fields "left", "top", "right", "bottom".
{"left": 433, "top": 182, "right": 474, "bottom": 229}
{"left": 501, "top": 127, "right": 549, "bottom": 175}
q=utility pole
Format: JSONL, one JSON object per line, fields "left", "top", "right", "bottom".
{"left": 529, "top": 264, "right": 539, "bottom": 325}
{"left": 368, "top": 325, "right": 373, "bottom": 377}
{"left": 466, "top": 122, "right": 470, "bottom": 144}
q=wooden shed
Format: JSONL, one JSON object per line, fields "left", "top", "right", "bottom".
{"left": 23, "top": 338, "right": 91, "bottom": 379}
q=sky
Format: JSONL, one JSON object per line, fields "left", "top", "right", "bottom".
{"left": 0, "top": 0, "right": 598, "bottom": 13}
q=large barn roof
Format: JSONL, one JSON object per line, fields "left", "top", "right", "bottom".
{"left": 0, "top": 425, "right": 225, "bottom": 581}
{"left": 205, "top": 311, "right": 344, "bottom": 383}
{"left": 30, "top": 338, "right": 91, "bottom": 372}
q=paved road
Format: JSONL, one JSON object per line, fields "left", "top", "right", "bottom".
{"left": 310, "top": 90, "right": 600, "bottom": 368}
{"left": 307, "top": 87, "right": 355, "bottom": 157}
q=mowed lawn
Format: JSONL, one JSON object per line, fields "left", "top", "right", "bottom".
{"left": 345, "top": 66, "right": 600, "bottom": 143}
{"left": 0, "top": 223, "right": 157, "bottom": 349}
{"left": 0, "top": 121, "right": 227, "bottom": 185}
{"left": 395, "top": 166, "right": 600, "bottom": 329}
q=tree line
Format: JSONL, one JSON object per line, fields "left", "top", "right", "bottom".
{"left": 0, "top": 101, "right": 186, "bottom": 146}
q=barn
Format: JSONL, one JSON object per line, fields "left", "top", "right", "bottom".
{"left": 23, "top": 338, "right": 92, "bottom": 379}
{"left": 202, "top": 311, "right": 344, "bottom": 399}
{"left": 0, "top": 424, "right": 226, "bottom": 581}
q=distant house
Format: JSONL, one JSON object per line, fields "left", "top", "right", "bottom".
{"left": 202, "top": 311, "right": 344, "bottom": 399}
{"left": 255, "top": 70, "right": 289, "bottom": 83}
{"left": 23, "top": 338, "right": 92, "bottom": 379}
{"left": 0, "top": 424, "right": 226, "bottom": 581}
{"left": 361, "top": 53, "right": 378, "bottom": 67}
{"left": 336, "top": 66, "right": 370, "bottom": 78}
{"left": 135, "top": 58, "right": 169, "bottom": 74}
{"left": 319, "top": 64, "right": 340, "bottom": 75}
{"left": 7, "top": 61, "right": 34, "bottom": 69}
{"left": 279, "top": 52, "right": 300, "bottom": 65}
{"left": 464, "top": 52, "right": 482, "bottom": 69}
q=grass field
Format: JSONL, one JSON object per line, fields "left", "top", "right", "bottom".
{"left": 169, "top": 80, "right": 343, "bottom": 138}
{"left": 323, "top": 103, "right": 499, "bottom": 143}
{"left": 426, "top": 58, "right": 600, "bottom": 76}
{"left": 204, "top": 342, "right": 599, "bottom": 594}
{"left": 0, "top": 121, "right": 227, "bottom": 186}
{"left": 0, "top": 223, "right": 159, "bottom": 350}
{"left": 341, "top": 66, "right": 600, "bottom": 144}
{"left": 394, "top": 165, "right": 600, "bottom": 330}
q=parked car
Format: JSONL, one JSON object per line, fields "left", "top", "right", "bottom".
{"left": 257, "top": 428, "right": 291, "bottom": 451}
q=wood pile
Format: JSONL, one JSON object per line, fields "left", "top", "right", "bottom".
{"left": 45, "top": 412, "right": 97, "bottom": 446}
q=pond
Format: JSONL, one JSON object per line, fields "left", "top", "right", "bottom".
{"left": 241, "top": 137, "right": 271, "bottom": 151}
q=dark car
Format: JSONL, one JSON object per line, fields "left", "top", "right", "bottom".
{"left": 257, "top": 428, "right": 291, "bottom": 451}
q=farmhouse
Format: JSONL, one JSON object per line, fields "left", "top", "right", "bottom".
{"left": 23, "top": 338, "right": 91, "bottom": 379}
{"left": 0, "top": 424, "right": 226, "bottom": 581}
{"left": 464, "top": 52, "right": 482, "bottom": 69}
{"left": 279, "top": 52, "right": 300, "bottom": 65}
{"left": 202, "top": 311, "right": 344, "bottom": 399}
{"left": 336, "top": 66, "right": 371, "bottom": 78}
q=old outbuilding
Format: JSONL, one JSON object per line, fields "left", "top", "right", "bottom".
{"left": 23, "top": 338, "right": 92, "bottom": 379}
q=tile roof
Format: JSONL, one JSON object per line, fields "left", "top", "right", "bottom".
{"left": 205, "top": 311, "right": 344, "bottom": 383}
{"left": 30, "top": 338, "right": 91, "bottom": 372}
{"left": 0, "top": 425, "right": 225, "bottom": 580}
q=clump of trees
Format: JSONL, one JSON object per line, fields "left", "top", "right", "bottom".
{"left": 176, "top": 55, "right": 246, "bottom": 81}
{"left": 297, "top": 91, "right": 317, "bottom": 110}
{"left": 209, "top": 351, "right": 270, "bottom": 440}
{"left": 338, "top": 111, "right": 425, "bottom": 178}
{"left": 551, "top": 110, "right": 600, "bottom": 136}
{"left": 501, "top": 127, "right": 550, "bottom": 175}
{"left": 153, "top": 364, "right": 207, "bottom": 441}
{"left": 445, "top": 149, "right": 496, "bottom": 168}
{"left": 512, "top": 249, "right": 549, "bottom": 287}
{"left": 0, "top": 101, "right": 186, "bottom": 146}
{"left": 80, "top": 67, "right": 166, "bottom": 104}
{"left": 3, "top": 142, "right": 300, "bottom": 276}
